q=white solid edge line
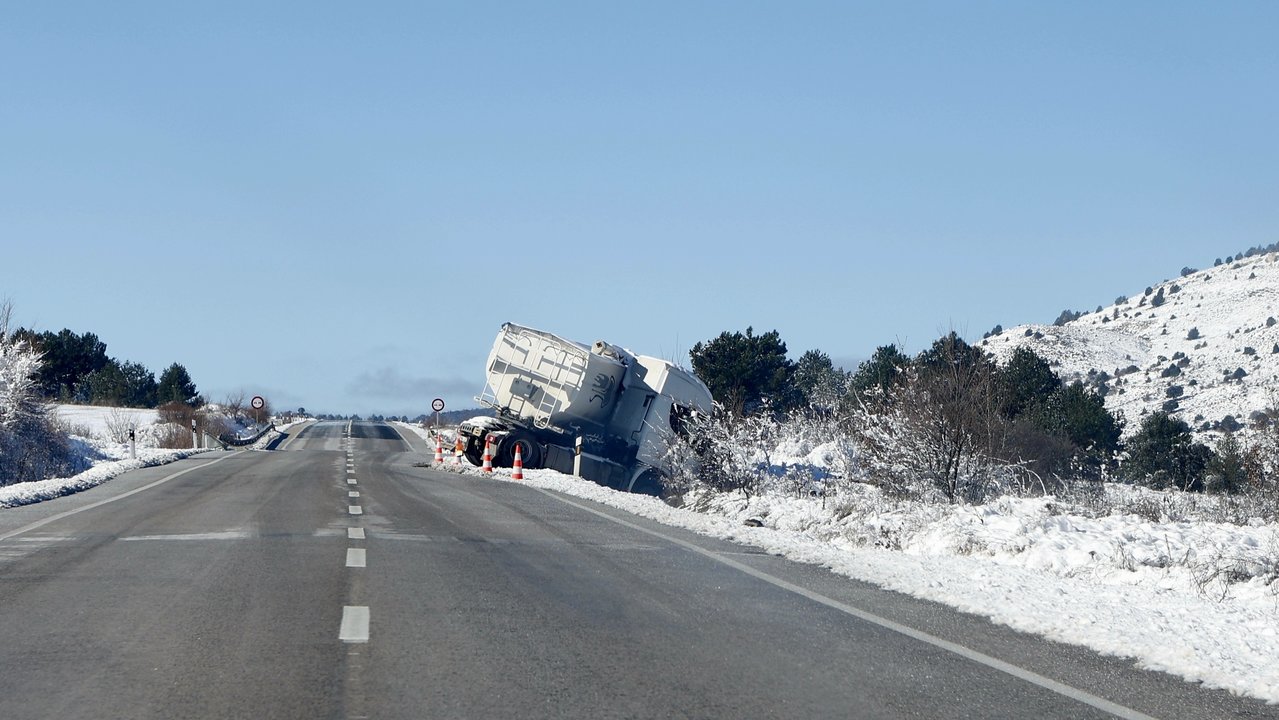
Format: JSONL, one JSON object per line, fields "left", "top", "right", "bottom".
{"left": 340, "top": 606, "right": 369, "bottom": 643}
{"left": 279, "top": 420, "right": 315, "bottom": 451}
{"left": 0, "top": 452, "right": 246, "bottom": 543}
{"left": 349, "top": 506, "right": 363, "bottom": 515}
{"left": 346, "top": 548, "right": 367, "bottom": 567}
{"left": 348, "top": 528, "right": 365, "bottom": 539}
{"left": 384, "top": 422, "right": 416, "bottom": 451}
{"left": 529, "top": 487, "right": 1158, "bottom": 720}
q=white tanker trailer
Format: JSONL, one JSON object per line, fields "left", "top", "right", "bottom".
{"left": 457, "top": 323, "right": 713, "bottom": 494}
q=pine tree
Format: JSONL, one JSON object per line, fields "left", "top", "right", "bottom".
{"left": 157, "top": 363, "right": 199, "bottom": 406}
{"left": 689, "top": 327, "right": 799, "bottom": 416}
{"left": 793, "top": 349, "right": 847, "bottom": 412}
{"left": 849, "top": 345, "right": 910, "bottom": 398}
{"left": 1037, "top": 382, "right": 1122, "bottom": 458}
{"left": 996, "top": 347, "right": 1060, "bottom": 419}
{"left": 1123, "top": 412, "right": 1212, "bottom": 491}
{"left": 24, "top": 329, "right": 109, "bottom": 399}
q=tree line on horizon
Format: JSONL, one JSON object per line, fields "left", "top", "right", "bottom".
{"left": 8, "top": 327, "right": 201, "bottom": 410}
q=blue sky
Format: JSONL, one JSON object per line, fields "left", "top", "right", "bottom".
{"left": 3, "top": 2, "right": 1276, "bottom": 417}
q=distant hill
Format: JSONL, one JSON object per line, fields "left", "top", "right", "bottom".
{"left": 979, "top": 252, "right": 1279, "bottom": 438}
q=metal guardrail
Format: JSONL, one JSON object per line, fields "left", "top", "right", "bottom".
{"left": 218, "top": 424, "right": 276, "bottom": 448}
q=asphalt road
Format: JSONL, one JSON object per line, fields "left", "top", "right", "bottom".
{"left": 0, "top": 421, "right": 1274, "bottom": 719}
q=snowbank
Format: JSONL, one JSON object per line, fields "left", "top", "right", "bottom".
{"left": 2, "top": 408, "right": 310, "bottom": 508}
{"left": 0, "top": 437, "right": 206, "bottom": 508}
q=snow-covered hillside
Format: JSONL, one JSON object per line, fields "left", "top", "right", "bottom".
{"left": 980, "top": 252, "right": 1279, "bottom": 437}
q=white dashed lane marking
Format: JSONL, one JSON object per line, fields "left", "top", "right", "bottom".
{"left": 346, "top": 548, "right": 366, "bottom": 568}
{"left": 348, "top": 528, "right": 365, "bottom": 540}
{"left": 340, "top": 606, "right": 369, "bottom": 643}
{"left": 349, "top": 506, "right": 363, "bottom": 515}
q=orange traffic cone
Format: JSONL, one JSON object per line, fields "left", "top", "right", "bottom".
{"left": 482, "top": 435, "right": 493, "bottom": 473}
{"left": 434, "top": 435, "right": 444, "bottom": 463}
{"left": 454, "top": 437, "right": 464, "bottom": 465}
{"left": 511, "top": 443, "right": 524, "bottom": 480}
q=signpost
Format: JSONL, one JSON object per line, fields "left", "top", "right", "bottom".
{"left": 251, "top": 396, "right": 266, "bottom": 427}
{"left": 431, "top": 397, "right": 445, "bottom": 431}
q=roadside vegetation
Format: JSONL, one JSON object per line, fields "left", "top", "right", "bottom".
{"left": 674, "top": 325, "right": 1279, "bottom": 523}
{"left": 0, "top": 302, "right": 83, "bottom": 486}
{"left": 0, "top": 301, "right": 275, "bottom": 487}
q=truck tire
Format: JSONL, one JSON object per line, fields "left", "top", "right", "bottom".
{"left": 498, "top": 432, "right": 543, "bottom": 469}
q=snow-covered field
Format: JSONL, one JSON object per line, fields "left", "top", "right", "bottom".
{"left": 0, "top": 405, "right": 297, "bottom": 508}
{"left": 54, "top": 404, "right": 161, "bottom": 444}
{"left": 396, "top": 421, "right": 1279, "bottom": 704}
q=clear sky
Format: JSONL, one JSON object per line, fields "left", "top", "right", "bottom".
{"left": 3, "top": 2, "right": 1276, "bottom": 417}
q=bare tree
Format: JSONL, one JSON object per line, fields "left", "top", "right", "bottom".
{"left": 853, "top": 340, "right": 1009, "bottom": 503}
{"left": 223, "top": 390, "right": 246, "bottom": 420}
{"left": 103, "top": 407, "right": 142, "bottom": 444}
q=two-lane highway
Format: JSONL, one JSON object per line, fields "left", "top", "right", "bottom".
{"left": 1, "top": 421, "right": 1275, "bottom": 719}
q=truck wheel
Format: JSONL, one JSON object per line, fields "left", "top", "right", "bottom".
{"left": 463, "top": 448, "right": 484, "bottom": 466}
{"left": 499, "top": 433, "right": 543, "bottom": 469}
{"left": 629, "top": 469, "right": 665, "bottom": 497}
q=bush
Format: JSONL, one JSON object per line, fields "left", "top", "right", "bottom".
{"left": 1206, "top": 434, "right": 1248, "bottom": 494}
{"left": 0, "top": 303, "right": 81, "bottom": 486}
{"left": 1123, "top": 412, "right": 1211, "bottom": 491}
{"left": 1053, "top": 309, "right": 1082, "bottom": 326}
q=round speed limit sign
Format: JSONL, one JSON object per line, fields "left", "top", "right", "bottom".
{"left": 431, "top": 398, "right": 445, "bottom": 413}
{"left": 251, "top": 396, "right": 265, "bottom": 410}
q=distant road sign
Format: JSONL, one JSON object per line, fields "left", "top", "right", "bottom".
{"left": 251, "top": 396, "right": 265, "bottom": 410}
{"left": 432, "top": 398, "right": 445, "bottom": 413}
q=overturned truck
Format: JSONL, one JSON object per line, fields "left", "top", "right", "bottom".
{"left": 457, "top": 323, "right": 713, "bottom": 494}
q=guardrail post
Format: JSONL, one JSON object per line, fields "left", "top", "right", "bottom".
{"left": 573, "top": 436, "right": 582, "bottom": 477}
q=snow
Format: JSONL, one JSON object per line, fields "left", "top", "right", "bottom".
{"left": 54, "top": 404, "right": 160, "bottom": 443}
{"left": 0, "top": 440, "right": 203, "bottom": 508}
{"left": 397, "top": 414, "right": 1279, "bottom": 705}
{"left": 1, "top": 405, "right": 306, "bottom": 508}
{"left": 979, "top": 252, "right": 1279, "bottom": 439}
